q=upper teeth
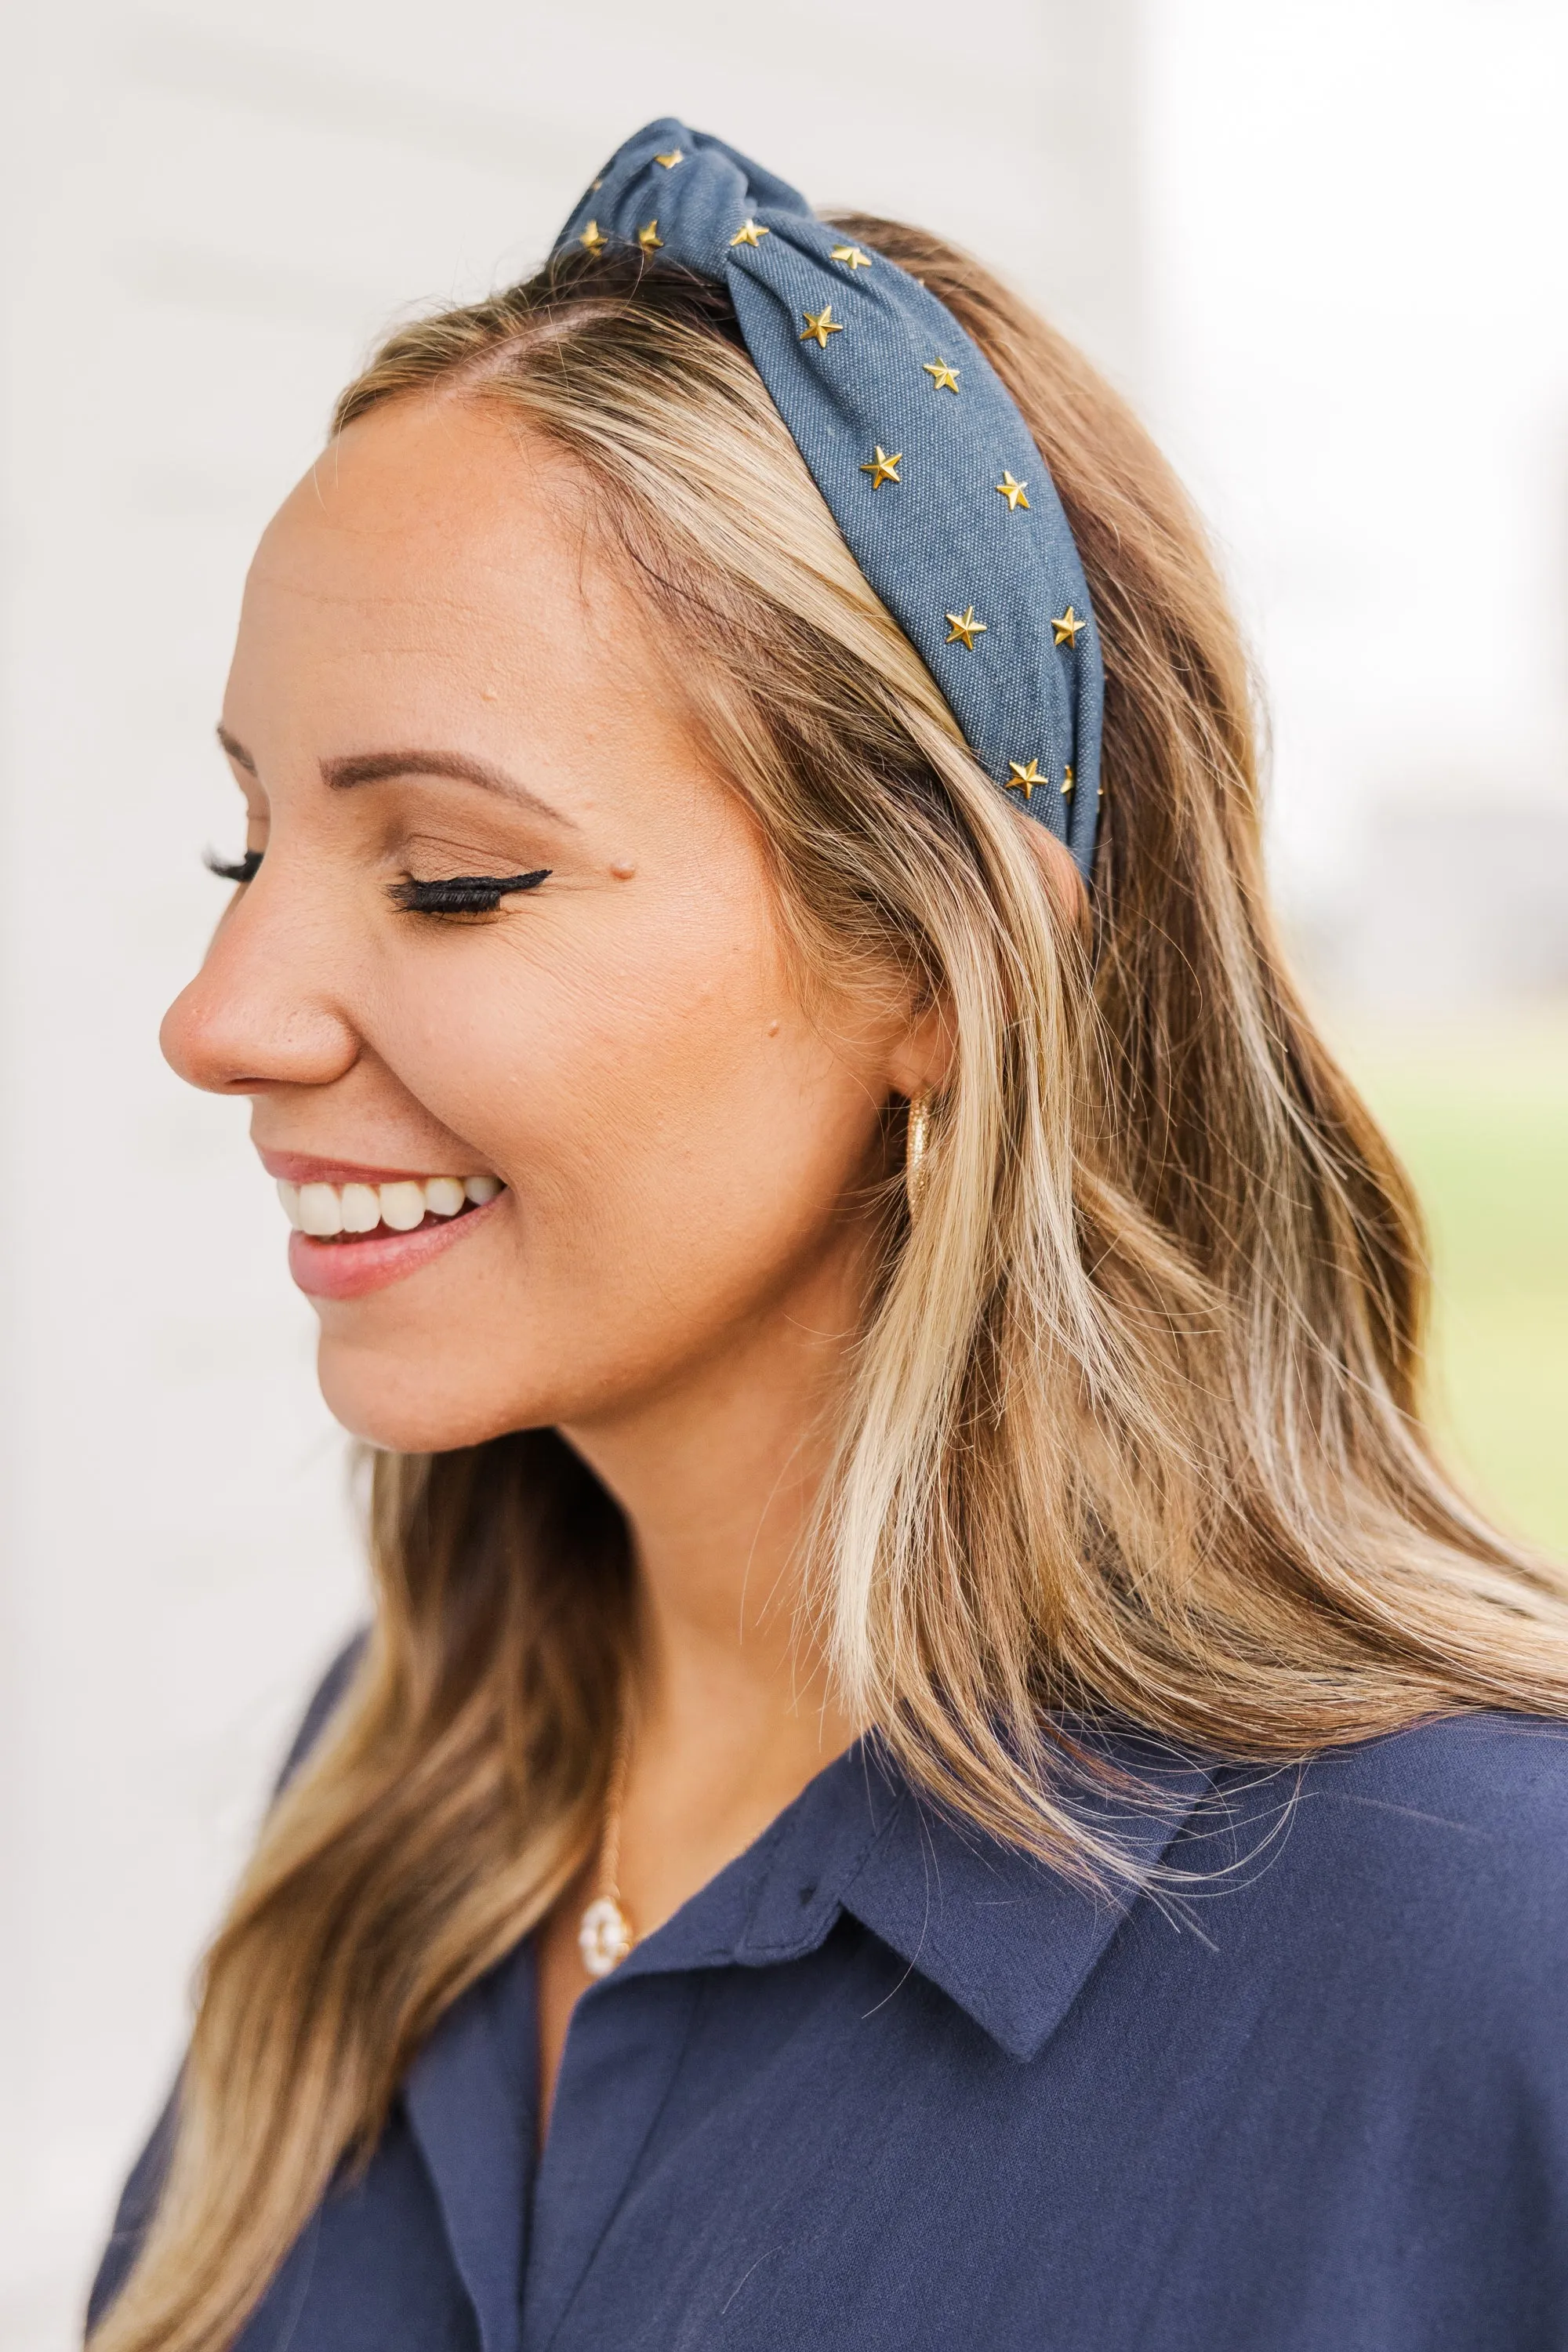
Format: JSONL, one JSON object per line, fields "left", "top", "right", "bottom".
{"left": 277, "top": 1174, "right": 503, "bottom": 1236}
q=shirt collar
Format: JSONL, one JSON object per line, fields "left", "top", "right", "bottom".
{"left": 402, "top": 1731, "right": 1213, "bottom": 2352}
{"left": 612, "top": 1730, "right": 1214, "bottom": 2063}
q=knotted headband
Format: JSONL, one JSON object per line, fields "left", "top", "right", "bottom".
{"left": 554, "top": 120, "right": 1104, "bottom": 882}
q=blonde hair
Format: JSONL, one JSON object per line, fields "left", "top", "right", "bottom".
{"left": 95, "top": 222, "right": 1568, "bottom": 2352}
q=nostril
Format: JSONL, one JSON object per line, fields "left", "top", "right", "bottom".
{"left": 158, "top": 948, "right": 361, "bottom": 1097}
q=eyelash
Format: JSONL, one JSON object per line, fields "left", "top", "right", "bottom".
{"left": 205, "top": 848, "right": 262, "bottom": 885}
{"left": 203, "top": 853, "right": 551, "bottom": 915}
{"left": 387, "top": 870, "right": 552, "bottom": 914}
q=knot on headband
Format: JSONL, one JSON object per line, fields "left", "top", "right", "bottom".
{"left": 555, "top": 120, "right": 1104, "bottom": 882}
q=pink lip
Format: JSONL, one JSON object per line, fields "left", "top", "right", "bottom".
{"left": 256, "top": 1145, "right": 507, "bottom": 1302}
{"left": 259, "top": 1148, "right": 477, "bottom": 1187}
{"left": 287, "top": 1193, "right": 503, "bottom": 1301}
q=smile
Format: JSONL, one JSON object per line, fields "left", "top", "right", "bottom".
{"left": 272, "top": 1167, "right": 507, "bottom": 1302}
{"left": 277, "top": 1173, "right": 503, "bottom": 1239}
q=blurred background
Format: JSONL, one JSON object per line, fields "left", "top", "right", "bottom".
{"left": 1, "top": 0, "right": 1564, "bottom": 2341}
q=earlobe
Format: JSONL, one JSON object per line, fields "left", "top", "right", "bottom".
{"left": 886, "top": 995, "right": 956, "bottom": 1102}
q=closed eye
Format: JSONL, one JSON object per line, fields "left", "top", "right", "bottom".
{"left": 206, "top": 848, "right": 263, "bottom": 884}
{"left": 387, "top": 869, "right": 552, "bottom": 915}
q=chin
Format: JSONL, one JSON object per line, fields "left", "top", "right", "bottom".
{"left": 315, "top": 1334, "right": 554, "bottom": 1455}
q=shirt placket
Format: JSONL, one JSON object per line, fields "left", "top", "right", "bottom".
{"left": 521, "top": 1966, "right": 709, "bottom": 2351}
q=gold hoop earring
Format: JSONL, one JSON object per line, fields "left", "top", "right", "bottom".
{"left": 905, "top": 1087, "right": 933, "bottom": 1216}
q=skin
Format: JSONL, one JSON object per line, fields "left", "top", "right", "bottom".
{"left": 162, "top": 394, "right": 945, "bottom": 2118}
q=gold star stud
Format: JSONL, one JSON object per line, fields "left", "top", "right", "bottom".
{"left": 637, "top": 220, "right": 663, "bottom": 252}
{"left": 1051, "top": 607, "right": 1086, "bottom": 648}
{"left": 800, "top": 304, "right": 844, "bottom": 348}
{"left": 831, "top": 243, "right": 873, "bottom": 270}
{"left": 655, "top": 148, "right": 684, "bottom": 168}
{"left": 860, "top": 445, "right": 902, "bottom": 488}
{"left": 924, "top": 358, "right": 960, "bottom": 393}
{"left": 996, "top": 471, "right": 1030, "bottom": 511}
{"left": 730, "top": 218, "right": 769, "bottom": 247}
{"left": 1006, "top": 760, "right": 1047, "bottom": 795}
{"left": 580, "top": 219, "right": 608, "bottom": 253}
{"left": 945, "top": 606, "right": 986, "bottom": 649}
{"left": 591, "top": 176, "right": 604, "bottom": 191}
{"left": 1062, "top": 765, "right": 1076, "bottom": 796}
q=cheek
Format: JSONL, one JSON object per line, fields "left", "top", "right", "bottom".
{"left": 315, "top": 905, "right": 888, "bottom": 1447}
{"left": 470, "top": 930, "right": 878, "bottom": 1272}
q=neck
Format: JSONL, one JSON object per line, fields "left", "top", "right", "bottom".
{"left": 560, "top": 1249, "right": 866, "bottom": 1924}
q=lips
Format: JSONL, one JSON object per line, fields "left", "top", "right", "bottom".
{"left": 263, "top": 1160, "right": 506, "bottom": 1301}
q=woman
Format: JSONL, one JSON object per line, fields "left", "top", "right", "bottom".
{"left": 90, "top": 121, "right": 1568, "bottom": 2352}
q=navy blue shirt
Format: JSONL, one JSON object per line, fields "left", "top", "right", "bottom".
{"left": 93, "top": 1705, "right": 1568, "bottom": 2350}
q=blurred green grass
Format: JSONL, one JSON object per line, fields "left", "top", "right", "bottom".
{"left": 1334, "top": 1018, "right": 1568, "bottom": 1555}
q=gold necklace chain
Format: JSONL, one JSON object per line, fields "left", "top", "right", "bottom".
{"left": 578, "top": 1712, "right": 637, "bottom": 1979}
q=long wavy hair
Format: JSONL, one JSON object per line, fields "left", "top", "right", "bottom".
{"left": 93, "top": 219, "right": 1568, "bottom": 2351}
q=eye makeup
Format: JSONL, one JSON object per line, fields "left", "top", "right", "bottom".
{"left": 205, "top": 848, "right": 263, "bottom": 885}
{"left": 202, "top": 853, "right": 551, "bottom": 915}
{"left": 387, "top": 870, "right": 552, "bottom": 915}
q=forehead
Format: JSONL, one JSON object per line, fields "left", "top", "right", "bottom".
{"left": 232, "top": 397, "right": 638, "bottom": 709}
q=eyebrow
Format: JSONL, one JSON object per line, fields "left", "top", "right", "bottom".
{"left": 216, "top": 725, "right": 256, "bottom": 774}
{"left": 215, "top": 728, "right": 573, "bottom": 829}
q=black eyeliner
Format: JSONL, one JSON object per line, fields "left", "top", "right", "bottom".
{"left": 206, "top": 848, "right": 263, "bottom": 884}
{"left": 387, "top": 869, "right": 552, "bottom": 914}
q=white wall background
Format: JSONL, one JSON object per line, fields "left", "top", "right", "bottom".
{"left": 1, "top": 2, "right": 1564, "bottom": 2345}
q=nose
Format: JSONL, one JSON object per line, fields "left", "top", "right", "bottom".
{"left": 161, "top": 866, "right": 361, "bottom": 1097}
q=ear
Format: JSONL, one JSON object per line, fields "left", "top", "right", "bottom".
{"left": 1018, "top": 816, "right": 1091, "bottom": 941}
{"left": 884, "top": 816, "right": 1087, "bottom": 1102}
{"left": 885, "top": 993, "right": 956, "bottom": 1100}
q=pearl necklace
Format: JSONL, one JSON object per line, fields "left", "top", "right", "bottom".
{"left": 578, "top": 1715, "right": 637, "bottom": 1979}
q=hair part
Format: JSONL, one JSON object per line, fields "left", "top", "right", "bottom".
{"left": 94, "top": 227, "right": 1568, "bottom": 2352}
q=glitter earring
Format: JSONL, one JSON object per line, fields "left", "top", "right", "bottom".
{"left": 905, "top": 1087, "right": 934, "bottom": 1217}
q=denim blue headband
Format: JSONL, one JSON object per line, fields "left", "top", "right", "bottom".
{"left": 554, "top": 120, "right": 1104, "bottom": 883}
